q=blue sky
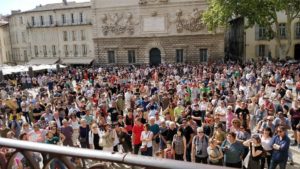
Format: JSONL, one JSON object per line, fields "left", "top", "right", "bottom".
{"left": 0, "top": 0, "right": 88, "bottom": 15}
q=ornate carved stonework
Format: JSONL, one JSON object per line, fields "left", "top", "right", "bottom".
{"left": 139, "top": 0, "right": 168, "bottom": 5}
{"left": 175, "top": 8, "right": 205, "bottom": 32}
{"left": 101, "top": 12, "right": 136, "bottom": 35}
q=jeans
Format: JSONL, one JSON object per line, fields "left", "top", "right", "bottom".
{"left": 225, "top": 161, "right": 242, "bottom": 168}
{"left": 23, "top": 112, "right": 31, "bottom": 125}
{"left": 269, "top": 159, "right": 287, "bottom": 169}
{"left": 141, "top": 146, "right": 153, "bottom": 156}
{"left": 185, "top": 145, "right": 191, "bottom": 162}
{"left": 195, "top": 156, "right": 208, "bottom": 164}
{"left": 175, "top": 154, "right": 184, "bottom": 161}
{"left": 133, "top": 144, "right": 141, "bottom": 155}
{"left": 260, "top": 155, "right": 271, "bottom": 169}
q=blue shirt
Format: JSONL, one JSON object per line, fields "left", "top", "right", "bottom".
{"left": 271, "top": 135, "right": 290, "bottom": 162}
{"left": 221, "top": 140, "right": 244, "bottom": 163}
{"left": 150, "top": 124, "right": 160, "bottom": 135}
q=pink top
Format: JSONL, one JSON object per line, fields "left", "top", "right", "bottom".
{"left": 226, "top": 112, "right": 235, "bottom": 131}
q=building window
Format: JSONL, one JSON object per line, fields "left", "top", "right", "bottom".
{"left": 258, "top": 45, "right": 266, "bottom": 57}
{"left": 24, "top": 50, "right": 28, "bottom": 61}
{"left": 176, "top": 49, "right": 184, "bottom": 63}
{"left": 34, "top": 46, "right": 38, "bottom": 57}
{"left": 22, "top": 32, "right": 26, "bottom": 43}
{"left": 258, "top": 26, "right": 267, "bottom": 40}
{"left": 63, "top": 31, "right": 68, "bottom": 41}
{"left": 279, "top": 23, "right": 286, "bottom": 38}
{"left": 128, "top": 50, "right": 136, "bottom": 63}
{"left": 49, "top": 15, "right": 53, "bottom": 25}
{"left": 19, "top": 17, "right": 23, "bottom": 25}
{"left": 52, "top": 45, "right": 56, "bottom": 57}
{"left": 31, "top": 16, "right": 35, "bottom": 26}
{"left": 40, "top": 16, "right": 44, "bottom": 26}
{"left": 16, "top": 33, "right": 18, "bottom": 44}
{"left": 62, "top": 14, "right": 66, "bottom": 24}
{"left": 71, "top": 13, "right": 74, "bottom": 23}
{"left": 296, "top": 22, "right": 300, "bottom": 38}
{"left": 79, "top": 13, "right": 83, "bottom": 23}
{"left": 108, "top": 50, "right": 115, "bottom": 63}
{"left": 200, "top": 49, "right": 208, "bottom": 62}
{"left": 74, "top": 45, "right": 78, "bottom": 57}
{"left": 72, "top": 31, "right": 76, "bottom": 41}
{"left": 64, "top": 45, "right": 69, "bottom": 57}
{"left": 80, "top": 30, "right": 85, "bottom": 40}
{"left": 43, "top": 45, "right": 47, "bottom": 57}
{"left": 82, "top": 44, "right": 87, "bottom": 56}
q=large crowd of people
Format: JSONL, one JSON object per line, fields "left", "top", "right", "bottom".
{"left": 0, "top": 61, "right": 300, "bottom": 169}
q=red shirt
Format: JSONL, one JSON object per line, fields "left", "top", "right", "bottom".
{"left": 132, "top": 124, "right": 144, "bottom": 145}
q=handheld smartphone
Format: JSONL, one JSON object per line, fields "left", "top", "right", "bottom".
{"left": 15, "top": 158, "right": 20, "bottom": 166}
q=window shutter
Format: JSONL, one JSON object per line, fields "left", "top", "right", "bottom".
{"left": 255, "top": 45, "right": 259, "bottom": 57}
{"left": 265, "top": 45, "right": 269, "bottom": 58}
{"left": 255, "top": 25, "right": 259, "bottom": 40}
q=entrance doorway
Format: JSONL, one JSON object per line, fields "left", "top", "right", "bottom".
{"left": 295, "top": 44, "right": 300, "bottom": 60}
{"left": 149, "top": 48, "right": 161, "bottom": 66}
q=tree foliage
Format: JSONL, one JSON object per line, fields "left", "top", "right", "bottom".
{"left": 203, "top": 0, "right": 300, "bottom": 58}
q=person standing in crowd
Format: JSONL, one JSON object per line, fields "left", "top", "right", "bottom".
{"left": 149, "top": 116, "right": 160, "bottom": 154}
{"left": 269, "top": 126, "right": 290, "bottom": 169}
{"left": 172, "top": 127, "right": 186, "bottom": 161}
{"left": 88, "top": 123, "right": 103, "bottom": 150}
{"left": 132, "top": 118, "right": 144, "bottom": 154}
{"left": 78, "top": 119, "right": 89, "bottom": 148}
{"left": 191, "top": 127, "right": 209, "bottom": 164}
{"left": 260, "top": 127, "right": 273, "bottom": 169}
{"left": 101, "top": 124, "right": 115, "bottom": 152}
{"left": 290, "top": 99, "right": 300, "bottom": 146}
{"left": 61, "top": 119, "right": 73, "bottom": 146}
{"left": 221, "top": 132, "right": 244, "bottom": 168}
{"left": 140, "top": 124, "right": 153, "bottom": 156}
{"left": 207, "top": 138, "right": 223, "bottom": 166}
{"left": 69, "top": 113, "right": 80, "bottom": 146}
{"left": 243, "top": 135, "right": 264, "bottom": 169}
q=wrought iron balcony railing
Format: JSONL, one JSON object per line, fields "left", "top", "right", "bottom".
{"left": 0, "top": 138, "right": 225, "bottom": 169}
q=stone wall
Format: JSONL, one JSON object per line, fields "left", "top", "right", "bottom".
{"left": 94, "top": 33, "right": 224, "bottom": 64}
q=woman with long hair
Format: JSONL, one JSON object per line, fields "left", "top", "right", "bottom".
{"left": 172, "top": 127, "right": 186, "bottom": 161}
{"left": 243, "top": 135, "right": 264, "bottom": 169}
{"left": 69, "top": 113, "right": 80, "bottom": 146}
{"left": 140, "top": 123, "right": 153, "bottom": 156}
{"left": 260, "top": 127, "right": 273, "bottom": 169}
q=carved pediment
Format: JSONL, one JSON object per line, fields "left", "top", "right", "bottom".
{"left": 101, "top": 12, "right": 138, "bottom": 36}
{"left": 175, "top": 8, "right": 205, "bottom": 32}
{"left": 139, "top": 0, "right": 168, "bottom": 5}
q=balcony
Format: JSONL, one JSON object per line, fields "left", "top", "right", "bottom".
{"left": 0, "top": 138, "right": 220, "bottom": 169}
{"left": 26, "top": 19, "right": 92, "bottom": 29}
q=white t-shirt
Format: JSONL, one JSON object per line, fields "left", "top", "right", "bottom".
{"left": 141, "top": 131, "right": 153, "bottom": 147}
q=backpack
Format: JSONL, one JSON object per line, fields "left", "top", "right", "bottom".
{"left": 195, "top": 136, "right": 208, "bottom": 156}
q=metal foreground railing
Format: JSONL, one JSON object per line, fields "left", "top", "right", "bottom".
{"left": 0, "top": 138, "right": 225, "bottom": 169}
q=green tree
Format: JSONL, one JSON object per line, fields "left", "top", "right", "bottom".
{"left": 203, "top": 0, "right": 300, "bottom": 59}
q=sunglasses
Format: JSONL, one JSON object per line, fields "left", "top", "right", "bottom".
{"left": 198, "top": 131, "right": 204, "bottom": 133}
{"left": 277, "top": 130, "right": 283, "bottom": 133}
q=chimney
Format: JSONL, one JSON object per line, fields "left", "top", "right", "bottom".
{"left": 63, "top": 0, "right": 68, "bottom": 5}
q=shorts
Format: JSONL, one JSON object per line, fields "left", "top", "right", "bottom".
{"left": 291, "top": 118, "right": 300, "bottom": 131}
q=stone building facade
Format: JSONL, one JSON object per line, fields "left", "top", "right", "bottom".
{"left": 92, "top": 0, "right": 224, "bottom": 65}
{"left": 0, "top": 16, "right": 12, "bottom": 65}
{"left": 6, "top": 1, "right": 94, "bottom": 65}
{"left": 1, "top": 0, "right": 225, "bottom": 65}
